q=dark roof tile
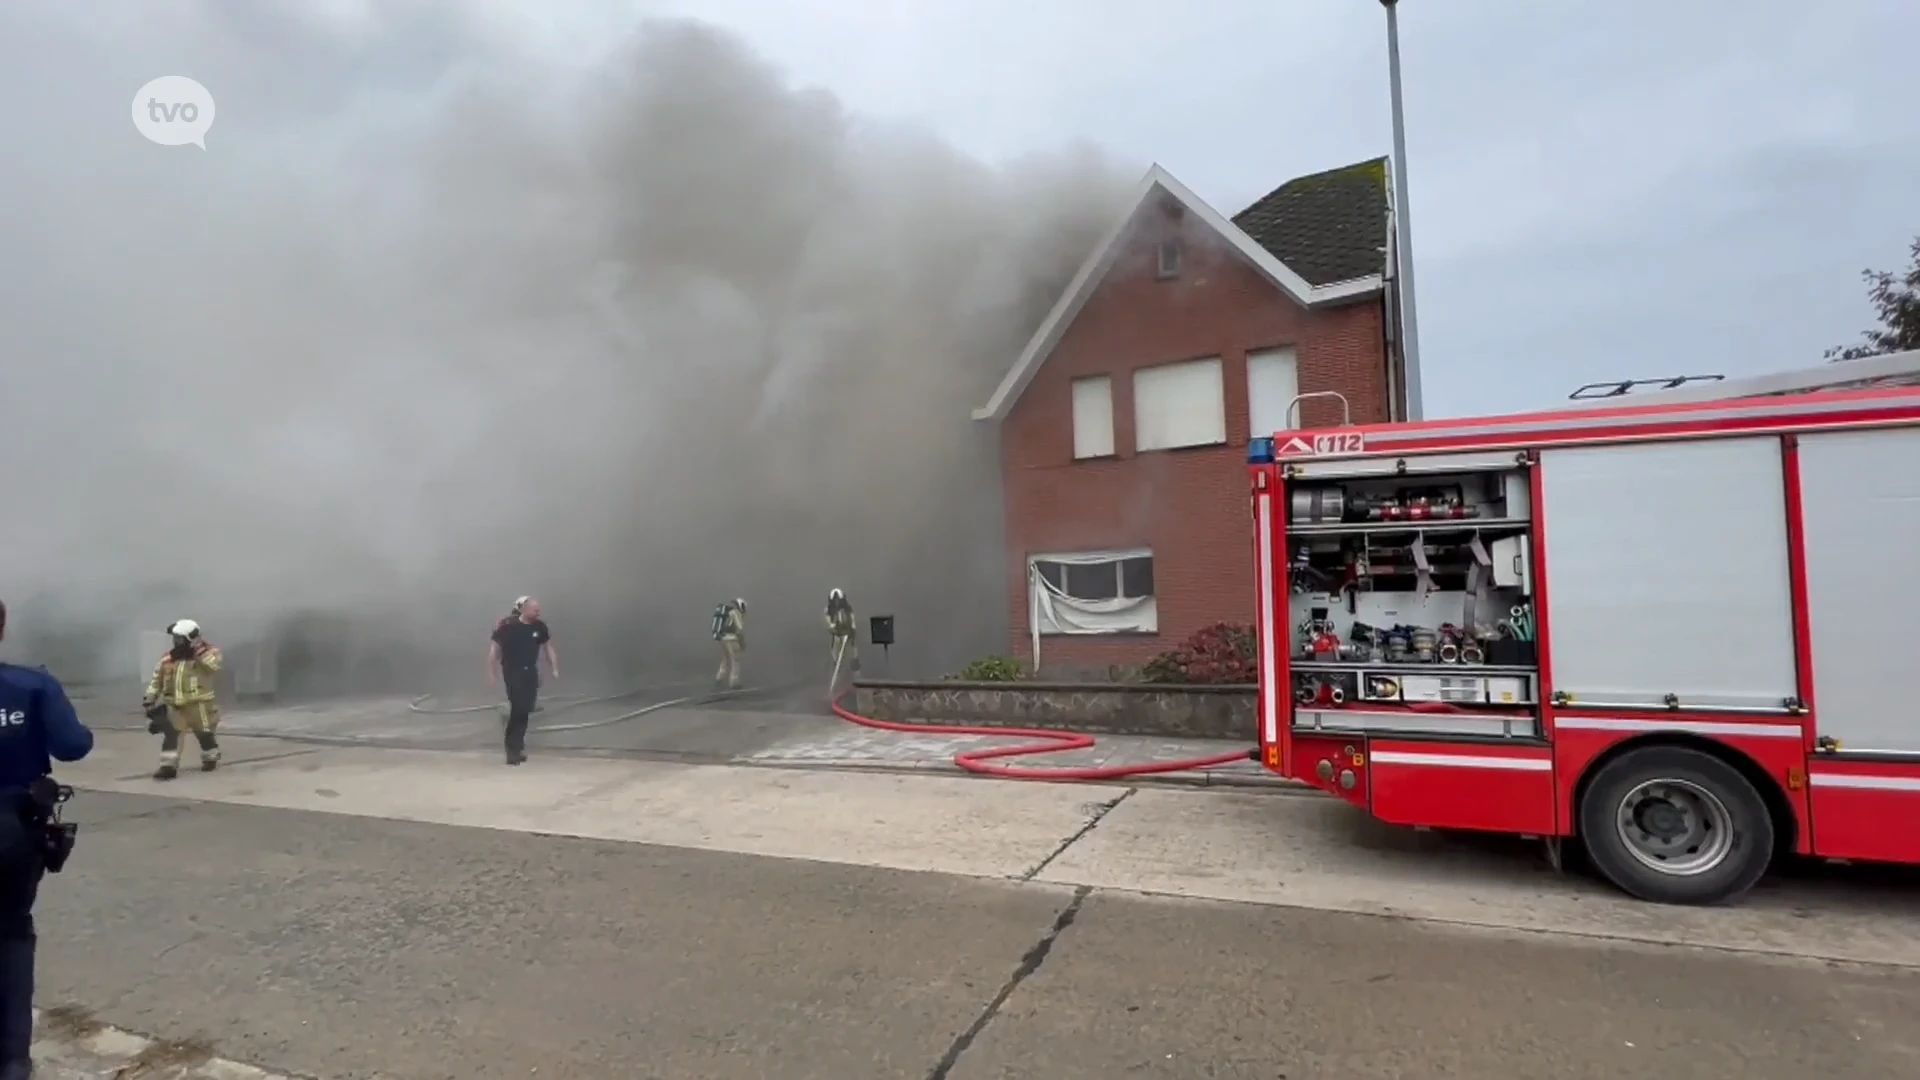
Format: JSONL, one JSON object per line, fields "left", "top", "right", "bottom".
{"left": 1231, "top": 156, "right": 1389, "bottom": 287}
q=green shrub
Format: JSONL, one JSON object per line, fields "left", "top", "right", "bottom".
{"left": 956, "top": 655, "right": 1024, "bottom": 682}
{"left": 1141, "top": 623, "right": 1258, "bottom": 685}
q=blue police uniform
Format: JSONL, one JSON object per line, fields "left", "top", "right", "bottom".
{"left": 0, "top": 662, "right": 93, "bottom": 1077}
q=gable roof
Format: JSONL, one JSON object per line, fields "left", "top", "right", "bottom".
{"left": 1232, "top": 157, "right": 1391, "bottom": 286}
{"left": 972, "top": 162, "right": 1388, "bottom": 422}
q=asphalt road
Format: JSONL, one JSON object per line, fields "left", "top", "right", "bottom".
{"left": 37, "top": 788, "right": 1920, "bottom": 1080}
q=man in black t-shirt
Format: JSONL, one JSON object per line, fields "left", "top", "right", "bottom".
{"left": 488, "top": 597, "right": 558, "bottom": 766}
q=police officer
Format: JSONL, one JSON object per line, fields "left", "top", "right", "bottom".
{"left": 0, "top": 598, "right": 95, "bottom": 1079}
{"left": 141, "top": 619, "right": 224, "bottom": 780}
{"left": 825, "top": 589, "right": 859, "bottom": 675}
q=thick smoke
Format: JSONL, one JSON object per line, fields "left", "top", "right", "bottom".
{"left": 0, "top": 2, "right": 1135, "bottom": 692}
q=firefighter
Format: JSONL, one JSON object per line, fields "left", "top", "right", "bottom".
{"left": 712, "top": 598, "right": 746, "bottom": 690}
{"left": 141, "top": 619, "right": 223, "bottom": 781}
{"left": 825, "top": 588, "right": 859, "bottom": 674}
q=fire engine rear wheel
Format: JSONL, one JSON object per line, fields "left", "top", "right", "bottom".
{"left": 1579, "top": 746, "right": 1774, "bottom": 906}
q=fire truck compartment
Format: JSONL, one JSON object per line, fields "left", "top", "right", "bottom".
{"left": 1536, "top": 435, "right": 1798, "bottom": 712}
{"left": 1283, "top": 460, "right": 1540, "bottom": 739}
{"left": 1797, "top": 426, "right": 1920, "bottom": 755}
{"left": 1797, "top": 426, "right": 1920, "bottom": 864}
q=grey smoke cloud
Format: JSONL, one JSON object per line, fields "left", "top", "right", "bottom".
{"left": 0, "top": 2, "right": 1134, "bottom": 689}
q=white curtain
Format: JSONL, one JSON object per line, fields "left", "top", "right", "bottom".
{"left": 1027, "top": 550, "right": 1157, "bottom": 668}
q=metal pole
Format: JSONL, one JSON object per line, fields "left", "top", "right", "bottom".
{"left": 1382, "top": 0, "right": 1425, "bottom": 421}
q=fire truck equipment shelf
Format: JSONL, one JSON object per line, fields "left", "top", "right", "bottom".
{"left": 1249, "top": 385, "right": 1920, "bottom": 907}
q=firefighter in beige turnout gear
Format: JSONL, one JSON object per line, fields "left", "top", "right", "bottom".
{"left": 713, "top": 598, "right": 746, "bottom": 690}
{"left": 142, "top": 619, "right": 223, "bottom": 780}
{"left": 826, "top": 588, "right": 859, "bottom": 675}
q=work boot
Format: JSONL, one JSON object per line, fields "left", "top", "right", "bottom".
{"left": 198, "top": 734, "right": 221, "bottom": 771}
{"left": 152, "top": 764, "right": 177, "bottom": 781}
{"left": 506, "top": 751, "right": 526, "bottom": 766}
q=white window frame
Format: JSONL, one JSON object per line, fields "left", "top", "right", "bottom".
{"left": 1026, "top": 548, "right": 1158, "bottom": 665}
{"left": 1070, "top": 375, "right": 1115, "bottom": 459}
{"left": 1155, "top": 239, "right": 1181, "bottom": 279}
{"left": 1133, "top": 356, "right": 1225, "bottom": 452}
{"left": 1247, "top": 346, "right": 1301, "bottom": 440}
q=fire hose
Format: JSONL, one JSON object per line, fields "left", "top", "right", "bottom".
{"left": 409, "top": 680, "right": 766, "bottom": 733}
{"left": 823, "top": 638, "right": 1253, "bottom": 782}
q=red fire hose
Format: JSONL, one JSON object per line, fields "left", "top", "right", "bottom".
{"left": 824, "top": 646, "right": 1469, "bottom": 782}
{"left": 827, "top": 689, "right": 1252, "bottom": 782}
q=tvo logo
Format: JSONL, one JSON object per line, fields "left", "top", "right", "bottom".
{"left": 131, "top": 76, "right": 216, "bottom": 148}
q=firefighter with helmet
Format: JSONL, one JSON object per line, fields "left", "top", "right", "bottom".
{"left": 141, "top": 619, "right": 224, "bottom": 780}
{"left": 825, "top": 588, "right": 859, "bottom": 675}
{"left": 712, "top": 598, "right": 746, "bottom": 690}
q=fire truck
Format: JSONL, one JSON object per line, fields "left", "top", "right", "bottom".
{"left": 1247, "top": 383, "right": 1920, "bottom": 905}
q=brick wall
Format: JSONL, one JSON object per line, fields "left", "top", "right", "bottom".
{"left": 998, "top": 198, "right": 1389, "bottom": 668}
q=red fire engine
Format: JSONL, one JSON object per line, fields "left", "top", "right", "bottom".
{"left": 1248, "top": 385, "right": 1920, "bottom": 905}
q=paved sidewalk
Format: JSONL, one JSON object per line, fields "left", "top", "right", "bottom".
{"left": 34, "top": 1007, "right": 294, "bottom": 1079}
{"left": 733, "top": 718, "right": 1287, "bottom": 787}
{"left": 78, "top": 692, "right": 1289, "bottom": 787}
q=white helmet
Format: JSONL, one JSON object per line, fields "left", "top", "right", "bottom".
{"left": 168, "top": 619, "right": 201, "bottom": 639}
{"left": 734, "top": 597, "right": 747, "bottom": 611}
{"left": 829, "top": 588, "right": 844, "bottom": 601}
{"left": 513, "top": 596, "right": 531, "bottom": 613}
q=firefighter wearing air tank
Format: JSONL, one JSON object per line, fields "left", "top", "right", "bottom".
{"left": 712, "top": 598, "right": 746, "bottom": 690}
{"left": 141, "top": 619, "right": 223, "bottom": 781}
{"left": 825, "top": 589, "right": 859, "bottom": 674}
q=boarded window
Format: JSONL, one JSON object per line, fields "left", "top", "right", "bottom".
{"left": 1070, "top": 375, "right": 1115, "bottom": 458}
{"left": 1134, "top": 357, "right": 1225, "bottom": 451}
{"left": 1247, "top": 346, "right": 1301, "bottom": 438}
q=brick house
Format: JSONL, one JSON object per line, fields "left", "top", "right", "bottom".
{"left": 972, "top": 158, "right": 1407, "bottom": 673}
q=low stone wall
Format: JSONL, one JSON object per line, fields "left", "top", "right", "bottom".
{"left": 850, "top": 680, "right": 1257, "bottom": 741}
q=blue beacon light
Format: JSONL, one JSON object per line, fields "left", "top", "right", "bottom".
{"left": 1247, "top": 436, "right": 1275, "bottom": 464}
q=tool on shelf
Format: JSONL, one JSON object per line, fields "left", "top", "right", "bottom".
{"left": 1503, "top": 602, "right": 1535, "bottom": 642}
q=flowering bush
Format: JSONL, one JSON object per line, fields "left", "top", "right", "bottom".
{"left": 1141, "top": 622, "right": 1258, "bottom": 685}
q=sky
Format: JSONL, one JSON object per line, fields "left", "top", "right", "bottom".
{"left": 56, "top": 0, "right": 1913, "bottom": 415}
{"left": 0, "top": 0, "right": 1914, "bottom": 678}
{"left": 634, "top": 0, "right": 1920, "bottom": 413}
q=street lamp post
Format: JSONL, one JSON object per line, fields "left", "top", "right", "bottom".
{"left": 1381, "top": 0, "right": 1424, "bottom": 421}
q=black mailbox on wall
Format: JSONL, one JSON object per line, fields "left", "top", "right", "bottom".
{"left": 869, "top": 615, "right": 894, "bottom": 647}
